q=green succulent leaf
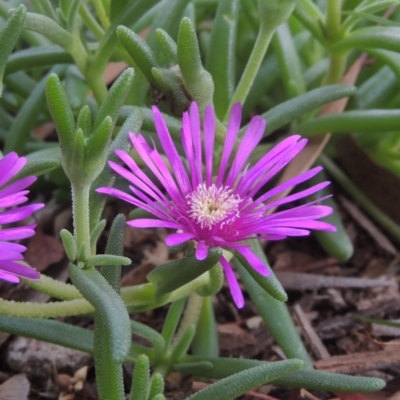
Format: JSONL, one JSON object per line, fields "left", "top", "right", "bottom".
{"left": 178, "top": 356, "right": 385, "bottom": 392}
{"left": 100, "top": 214, "right": 126, "bottom": 293}
{"left": 206, "top": 0, "right": 239, "bottom": 119}
{"left": 298, "top": 110, "right": 400, "bottom": 135}
{"left": 255, "top": 84, "right": 357, "bottom": 136}
{"left": 129, "top": 354, "right": 150, "bottom": 400}
{"left": 69, "top": 264, "right": 131, "bottom": 362}
{"left": 117, "top": 26, "right": 159, "bottom": 87}
{"left": 333, "top": 26, "right": 400, "bottom": 53}
{"left": 186, "top": 359, "right": 304, "bottom": 400}
{"left": 156, "top": 29, "right": 177, "bottom": 65}
{"left": 177, "top": 17, "right": 214, "bottom": 113}
{"left": 0, "top": 315, "right": 93, "bottom": 353}
{"left": 60, "top": 229, "right": 78, "bottom": 262}
{"left": 0, "top": 5, "right": 27, "bottom": 97}
{"left": 93, "top": 67, "right": 135, "bottom": 132}
{"left": 45, "top": 73, "right": 76, "bottom": 161}
{"left": 147, "top": 248, "right": 222, "bottom": 297}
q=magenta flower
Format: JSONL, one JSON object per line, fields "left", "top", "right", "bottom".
{"left": 0, "top": 152, "right": 44, "bottom": 283}
{"left": 97, "top": 102, "right": 335, "bottom": 307}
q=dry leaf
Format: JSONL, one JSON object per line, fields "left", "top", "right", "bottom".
{"left": 0, "top": 374, "right": 29, "bottom": 400}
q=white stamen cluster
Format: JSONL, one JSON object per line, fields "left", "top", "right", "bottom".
{"left": 187, "top": 183, "right": 242, "bottom": 229}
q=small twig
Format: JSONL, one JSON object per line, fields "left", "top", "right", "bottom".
{"left": 294, "top": 303, "right": 331, "bottom": 361}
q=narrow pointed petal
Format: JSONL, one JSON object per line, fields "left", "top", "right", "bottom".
{"left": 152, "top": 107, "right": 191, "bottom": 194}
{"left": 0, "top": 204, "right": 44, "bottom": 224}
{"left": 189, "top": 102, "right": 203, "bottom": 186}
{"left": 0, "top": 261, "right": 40, "bottom": 280}
{"left": 0, "top": 225, "right": 36, "bottom": 240}
{"left": 0, "top": 251, "right": 24, "bottom": 261}
{"left": 0, "top": 271, "right": 20, "bottom": 283}
{"left": 220, "top": 257, "right": 244, "bottom": 308}
{"left": 165, "top": 232, "right": 194, "bottom": 246}
{"left": 0, "top": 176, "right": 36, "bottom": 198}
{"left": 235, "top": 246, "right": 270, "bottom": 277}
{"left": 226, "top": 116, "right": 266, "bottom": 186}
{"left": 128, "top": 219, "right": 180, "bottom": 229}
{"left": 262, "top": 182, "right": 330, "bottom": 211}
{"left": 203, "top": 105, "right": 216, "bottom": 186}
{"left": 0, "top": 193, "right": 29, "bottom": 208}
{"left": 0, "top": 153, "right": 27, "bottom": 187}
{"left": 195, "top": 241, "right": 208, "bottom": 260}
{"left": 254, "top": 166, "right": 323, "bottom": 205}
{"left": 216, "top": 103, "right": 242, "bottom": 185}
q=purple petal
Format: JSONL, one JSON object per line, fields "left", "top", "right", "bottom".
{"left": 152, "top": 107, "right": 191, "bottom": 194}
{"left": 108, "top": 161, "right": 165, "bottom": 204}
{"left": 195, "top": 241, "right": 208, "bottom": 260}
{"left": 245, "top": 139, "right": 308, "bottom": 199}
{"left": 115, "top": 149, "right": 168, "bottom": 201}
{"left": 165, "top": 232, "right": 194, "bottom": 247}
{"left": 0, "top": 271, "right": 20, "bottom": 283}
{"left": 235, "top": 246, "right": 270, "bottom": 277}
{"left": 226, "top": 116, "right": 266, "bottom": 186}
{"left": 129, "top": 133, "right": 183, "bottom": 204}
{"left": 0, "top": 176, "right": 36, "bottom": 198}
{"left": 220, "top": 257, "right": 244, "bottom": 308}
{"left": 261, "top": 181, "right": 330, "bottom": 212}
{"left": 0, "top": 225, "right": 36, "bottom": 240}
{"left": 181, "top": 112, "right": 197, "bottom": 188}
{"left": 266, "top": 219, "right": 336, "bottom": 231}
{"left": 266, "top": 204, "right": 333, "bottom": 221}
{"left": 0, "top": 193, "right": 29, "bottom": 208}
{"left": 0, "top": 242, "right": 26, "bottom": 252}
{"left": 128, "top": 219, "right": 180, "bottom": 229}
{"left": 240, "top": 135, "right": 301, "bottom": 185}
{"left": 216, "top": 103, "right": 242, "bottom": 186}
{"left": 254, "top": 166, "right": 323, "bottom": 205}
{"left": 189, "top": 102, "right": 203, "bottom": 186}
{"left": 0, "top": 204, "right": 44, "bottom": 224}
{"left": 96, "top": 187, "right": 168, "bottom": 221}
{"left": 0, "top": 153, "right": 27, "bottom": 188}
{"left": 259, "top": 227, "right": 311, "bottom": 236}
{"left": 0, "top": 251, "right": 24, "bottom": 261}
{"left": 0, "top": 261, "right": 40, "bottom": 280}
{"left": 203, "top": 105, "right": 216, "bottom": 186}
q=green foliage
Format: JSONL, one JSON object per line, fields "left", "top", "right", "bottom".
{"left": 0, "top": 5, "right": 27, "bottom": 97}
{"left": 1, "top": 0, "right": 398, "bottom": 398}
{"left": 68, "top": 264, "right": 131, "bottom": 363}
{"left": 147, "top": 248, "right": 222, "bottom": 296}
{"left": 187, "top": 360, "right": 304, "bottom": 400}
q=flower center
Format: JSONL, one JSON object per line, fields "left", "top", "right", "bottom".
{"left": 187, "top": 183, "right": 242, "bottom": 229}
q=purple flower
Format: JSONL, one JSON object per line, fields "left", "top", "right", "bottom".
{"left": 97, "top": 102, "right": 335, "bottom": 307}
{"left": 0, "top": 152, "right": 44, "bottom": 283}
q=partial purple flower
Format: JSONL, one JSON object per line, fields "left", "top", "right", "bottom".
{"left": 97, "top": 102, "right": 336, "bottom": 308}
{"left": 0, "top": 152, "right": 44, "bottom": 283}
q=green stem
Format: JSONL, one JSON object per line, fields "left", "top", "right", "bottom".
{"left": 324, "top": 0, "right": 346, "bottom": 85}
{"left": 172, "top": 293, "right": 203, "bottom": 346}
{"left": 326, "top": 0, "right": 342, "bottom": 41}
{"left": 226, "top": 24, "right": 274, "bottom": 118}
{"left": 85, "top": 71, "right": 108, "bottom": 105}
{"left": 0, "top": 273, "right": 211, "bottom": 319}
{"left": 80, "top": 4, "right": 105, "bottom": 40}
{"left": 71, "top": 184, "right": 91, "bottom": 260}
{"left": 93, "top": 0, "right": 110, "bottom": 28}
{"left": 94, "top": 314, "right": 124, "bottom": 400}
{"left": 320, "top": 154, "right": 400, "bottom": 244}
{"left": 324, "top": 51, "right": 347, "bottom": 85}
{"left": 23, "top": 274, "right": 81, "bottom": 300}
{"left": 0, "top": 297, "right": 93, "bottom": 318}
